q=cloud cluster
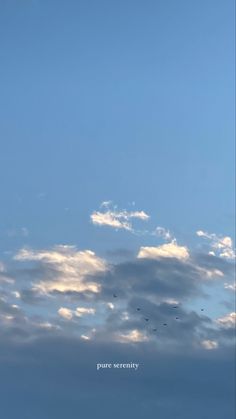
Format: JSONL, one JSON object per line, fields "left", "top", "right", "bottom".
{"left": 0, "top": 234, "right": 233, "bottom": 354}
{"left": 196, "top": 230, "right": 235, "bottom": 260}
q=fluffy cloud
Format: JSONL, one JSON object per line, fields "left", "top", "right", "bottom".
{"left": 0, "top": 232, "right": 232, "bottom": 353}
{"left": 58, "top": 307, "right": 73, "bottom": 320}
{"left": 216, "top": 312, "right": 236, "bottom": 329}
{"left": 15, "top": 246, "right": 107, "bottom": 295}
{"left": 137, "top": 241, "right": 189, "bottom": 260}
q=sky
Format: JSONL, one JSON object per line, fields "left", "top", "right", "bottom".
{"left": 0, "top": 1, "right": 235, "bottom": 418}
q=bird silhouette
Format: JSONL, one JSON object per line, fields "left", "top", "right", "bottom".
{"left": 113, "top": 294, "right": 117, "bottom": 298}
{"left": 144, "top": 318, "right": 149, "bottom": 322}
{"left": 137, "top": 308, "right": 141, "bottom": 311}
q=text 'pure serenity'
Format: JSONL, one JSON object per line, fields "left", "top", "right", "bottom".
{"left": 96, "top": 363, "right": 139, "bottom": 371}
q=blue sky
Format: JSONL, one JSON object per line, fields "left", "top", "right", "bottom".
{"left": 0, "top": 1, "right": 235, "bottom": 418}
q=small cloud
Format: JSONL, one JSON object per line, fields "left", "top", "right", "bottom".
{"left": 201, "top": 340, "right": 218, "bottom": 350}
{"left": 11, "top": 291, "right": 21, "bottom": 299}
{"left": 38, "top": 322, "right": 60, "bottom": 330}
{"left": 137, "top": 241, "right": 189, "bottom": 260}
{"left": 58, "top": 307, "right": 73, "bottom": 320}
{"left": 224, "top": 282, "right": 236, "bottom": 291}
{"left": 216, "top": 312, "right": 236, "bottom": 329}
{"left": 121, "top": 311, "right": 130, "bottom": 321}
{"left": 117, "top": 329, "right": 148, "bottom": 343}
{"left": 81, "top": 334, "right": 90, "bottom": 341}
{"left": 91, "top": 202, "right": 149, "bottom": 231}
{"left": 58, "top": 306, "right": 95, "bottom": 320}
{"left": 75, "top": 307, "right": 95, "bottom": 317}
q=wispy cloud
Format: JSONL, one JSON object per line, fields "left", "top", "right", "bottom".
{"left": 152, "top": 226, "right": 173, "bottom": 241}
{"left": 91, "top": 202, "right": 149, "bottom": 231}
{"left": 196, "top": 230, "right": 235, "bottom": 259}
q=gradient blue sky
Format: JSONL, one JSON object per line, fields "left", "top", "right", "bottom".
{"left": 0, "top": 0, "right": 235, "bottom": 254}
{"left": 0, "top": 1, "right": 235, "bottom": 419}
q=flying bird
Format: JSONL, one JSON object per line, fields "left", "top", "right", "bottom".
{"left": 113, "top": 294, "right": 117, "bottom": 298}
{"left": 201, "top": 308, "right": 204, "bottom": 311}
{"left": 144, "top": 318, "right": 149, "bottom": 322}
{"left": 163, "top": 323, "right": 167, "bottom": 326}
{"left": 153, "top": 328, "right": 157, "bottom": 332}
{"left": 137, "top": 308, "right": 141, "bottom": 311}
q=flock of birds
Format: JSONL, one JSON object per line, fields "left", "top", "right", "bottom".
{"left": 112, "top": 293, "right": 205, "bottom": 333}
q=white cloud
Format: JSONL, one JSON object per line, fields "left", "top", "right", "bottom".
{"left": 107, "top": 302, "right": 114, "bottom": 310}
{"left": 81, "top": 334, "right": 91, "bottom": 340}
{"left": 91, "top": 202, "right": 149, "bottom": 231}
{"left": 201, "top": 340, "right": 218, "bottom": 350}
{"left": 121, "top": 311, "right": 130, "bottom": 321}
{"left": 224, "top": 282, "right": 236, "bottom": 291}
{"left": 58, "top": 307, "right": 73, "bottom": 320}
{"left": 196, "top": 267, "right": 224, "bottom": 280}
{"left": 91, "top": 211, "right": 131, "bottom": 230}
{"left": 38, "top": 322, "right": 60, "bottom": 330}
{"left": 117, "top": 329, "right": 148, "bottom": 343}
{"left": 137, "top": 241, "right": 189, "bottom": 260}
{"left": 216, "top": 312, "right": 236, "bottom": 329}
{"left": 196, "top": 230, "right": 235, "bottom": 260}
{"left": 75, "top": 307, "right": 95, "bottom": 317}
{"left": 15, "top": 246, "right": 107, "bottom": 295}
{"left": 58, "top": 306, "right": 95, "bottom": 320}
{"left": 11, "top": 291, "right": 21, "bottom": 299}
{"left": 164, "top": 299, "right": 180, "bottom": 305}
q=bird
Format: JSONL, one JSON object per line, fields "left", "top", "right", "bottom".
{"left": 163, "top": 323, "right": 167, "bottom": 326}
{"left": 137, "top": 308, "right": 141, "bottom": 311}
{"left": 175, "top": 317, "right": 179, "bottom": 320}
{"left": 113, "top": 294, "right": 117, "bottom": 298}
{"left": 173, "top": 306, "right": 178, "bottom": 309}
{"left": 153, "top": 328, "right": 157, "bottom": 332}
{"left": 201, "top": 308, "right": 204, "bottom": 311}
{"left": 144, "top": 318, "right": 149, "bottom": 322}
